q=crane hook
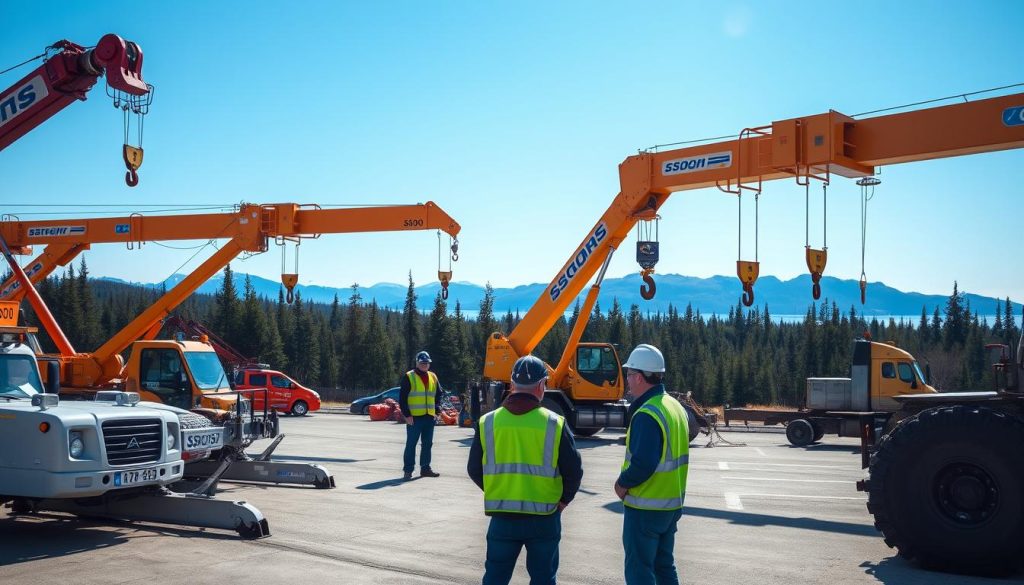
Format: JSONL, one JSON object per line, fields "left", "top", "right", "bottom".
{"left": 286, "top": 288, "right": 295, "bottom": 304}
{"left": 742, "top": 283, "right": 755, "bottom": 307}
{"left": 640, "top": 271, "right": 657, "bottom": 300}
{"left": 451, "top": 239, "right": 459, "bottom": 262}
{"left": 812, "top": 279, "right": 821, "bottom": 301}
{"left": 123, "top": 144, "right": 143, "bottom": 188}
{"left": 859, "top": 273, "right": 867, "bottom": 305}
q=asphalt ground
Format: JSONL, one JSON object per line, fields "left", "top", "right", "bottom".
{"left": 2, "top": 413, "right": 1021, "bottom": 584}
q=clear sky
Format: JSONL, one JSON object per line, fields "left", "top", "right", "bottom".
{"left": 2, "top": 1, "right": 1022, "bottom": 305}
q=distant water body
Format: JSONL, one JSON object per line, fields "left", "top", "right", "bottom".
{"left": 447, "top": 310, "right": 1002, "bottom": 324}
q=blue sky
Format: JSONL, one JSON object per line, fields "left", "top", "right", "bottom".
{"left": 1, "top": 1, "right": 1022, "bottom": 305}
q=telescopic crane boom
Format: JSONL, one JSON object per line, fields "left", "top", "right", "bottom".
{"left": 483, "top": 90, "right": 1024, "bottom": 435}
{"left": 0, "top": 201, "right": 461, "bottom": 389}
{"left": 0, "top": 34, "right": 152, "bottom": 185}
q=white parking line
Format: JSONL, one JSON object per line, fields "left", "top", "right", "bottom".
{"left": 720, "top": 476, "right": 849, "bottom": 484}
{"left": 724, "top": 492, "right": 744, "bottom": 510}
{"left": 718, "top": 462, "right": 730, "bottom": 470}
{"left": 736, "top": 493, "right": 866, "bottom": 501}
{"left": 754, "top": 447, "right": 766, "bottom": 457}
{"left": 731, "top": 462, "right": 848, "bottom": 469}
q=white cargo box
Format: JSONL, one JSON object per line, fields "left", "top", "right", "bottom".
{"left": 806, "top": 377, "right": 853, "bottom": 410}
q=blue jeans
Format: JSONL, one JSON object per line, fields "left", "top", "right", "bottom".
{"left": 403, "top": 415, "right": 435, "bottom": 473}
{"left": 483, "top": 513, "right": 561, "bottom": 585}
{"left": 622, "top": 507, "right": 683, "bottom": 585}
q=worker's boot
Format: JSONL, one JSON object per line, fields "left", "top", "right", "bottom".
{"left": 403, "top": 471, "right": 413, "bottom": 481}
{"left": 420, "top": 468, "right": 440, "bottom": 478}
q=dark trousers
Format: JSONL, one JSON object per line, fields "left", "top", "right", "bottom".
{"left": 622, "top": 507, "right": 683, "bottom": 585}
{"left": 483, "top": 513, "right": 561, "bottom": 585}
{"left": 403, "top": 415, "right": 435, "bottom": 472}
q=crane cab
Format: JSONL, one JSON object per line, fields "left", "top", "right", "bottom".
{"left": 123, "top": 339, "right": 244, "bottom": 415}
{"left": 567, "top": 343, "right": 622, "bottom": 400}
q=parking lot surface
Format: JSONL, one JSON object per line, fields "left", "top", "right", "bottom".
{"left": 2, "top": 414, "right": 1019, "bottom": 584}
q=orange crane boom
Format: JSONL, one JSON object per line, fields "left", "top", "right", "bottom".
{"left": 0, "top": 202, "right": 461, "bottom": 388}
{"left": 502, "top": 91, "right": 1024, "bottom": 374}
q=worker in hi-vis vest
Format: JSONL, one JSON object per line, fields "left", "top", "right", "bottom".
{"left": 467, "top": 355, "right": 583, "bottom": 585}
{"left": 614, "top": 344, "right": 689, "bottom": 585}
{"left": 399, "top": 350, "right": 443, "bottom": 480}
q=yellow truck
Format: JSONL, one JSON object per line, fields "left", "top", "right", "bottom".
{"left": 723, "top": 338, "right": 936, "bottom": 446}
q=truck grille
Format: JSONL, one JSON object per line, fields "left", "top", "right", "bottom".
{"left": 102, "top": 418, "right": 163, "bottom": 466}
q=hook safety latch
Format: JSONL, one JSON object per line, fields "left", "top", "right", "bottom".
{"left": 737, "top": 260, "right": 759, "bottom": 307}
{"left": 123, "top": 144, "right": 143, "bottom": 187}
{"left": 805, "top": 247, "right": 827, "bottom": 300}
{"left": 438, "top": 270, "right": 452, "bottom": 300}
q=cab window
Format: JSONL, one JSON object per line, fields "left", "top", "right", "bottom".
{"left": 881, "top": 362, "right": 896, "bottom": 379}
{"left": 249, "top": 374, "right": 267, "bottom": 386}
{"left": 897, "top": 363, "right": 915, "bottom": 383}
{"left": 271, "top": 375, "right": 291, "bottom": 389}
{"left": 138, "top": 348, "right": 190, "bottom": 409}
{"left": 575, "top": 346, "right": 619, "bottom": 387}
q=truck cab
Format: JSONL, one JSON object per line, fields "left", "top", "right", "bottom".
{"left": 233, "top": 368, "right": 320, "bottom": 416}
{"left": 0, "top": 326, "right": 184, "bottom": 501}
{"left": 856, "top": 339, "right": 937, "bottom": 412}
{"left": 122, "top": 339, "right": 245, "bottom": 416}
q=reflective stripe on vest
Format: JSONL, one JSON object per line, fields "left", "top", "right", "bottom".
{"left": 481, "top": 406, "right": 564, "bottom": 515}
{"left": 407, "top": 370, "right": 437, "bottom": 416}
{"left": 622, "top": 393, "right": 689, "bottom": 511}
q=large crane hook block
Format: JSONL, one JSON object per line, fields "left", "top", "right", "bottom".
{"left": 805, "top": 247, "right": 827, "bottom": 300}
{"left": 282, "top": 273, "right": 298, "bottom": 304}
{"left": 438, "top": 271, "right": 452, "bottom": 300}
{"left": 737, "top": 260, "right": 759, "bottom": 307}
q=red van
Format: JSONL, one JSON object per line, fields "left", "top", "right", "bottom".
{"left": 234, "top": 368, "right": 321, "bottom": 416}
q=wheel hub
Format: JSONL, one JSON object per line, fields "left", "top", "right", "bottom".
{"left": 935, "top": 463, "right": 998, "bottom": 526}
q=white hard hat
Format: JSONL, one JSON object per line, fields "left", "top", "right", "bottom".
{"left": 622, "top": 344, "right": 665, "bottom": 373}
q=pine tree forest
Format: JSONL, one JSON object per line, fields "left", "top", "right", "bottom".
{"left": 18, "top": 261, "right": 1023, "bottom": 406}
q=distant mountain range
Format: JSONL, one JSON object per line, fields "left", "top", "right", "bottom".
{"left": 98, "top": 272, "right": 1020, "bottom": 320}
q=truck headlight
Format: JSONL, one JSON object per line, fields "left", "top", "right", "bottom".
{"left": 166, "top": 431, "right": 176, "bottom": 451}
{"left": 69, "top": 431, "right": 84, "bottom": 458}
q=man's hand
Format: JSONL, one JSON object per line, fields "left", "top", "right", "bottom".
{"left": 614, "top": 481, "right": 628, "bottom": 501}
{"left": 405, "top": 415, "right": 414, "bottom": 425}
{"left": 557, "top": 501, "right": 567, "bottom": 512}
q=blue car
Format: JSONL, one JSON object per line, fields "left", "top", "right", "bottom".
{"left": 349, "top": 387, "right": 400, "bottom": 415}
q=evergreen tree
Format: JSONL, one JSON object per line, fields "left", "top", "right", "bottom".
{"left": 213, "top": 264, "right": 242, "bottom": 349}
{"left": 360, "top": 302, "right": 394, "bottom": 389}
{"left": 402, "top": 272, "right": 421, "bottom": 364}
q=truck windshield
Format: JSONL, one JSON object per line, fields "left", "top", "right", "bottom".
{"left": 183, "top": 352, "right": 230, "bottom": 390}
{"left": 912, "top": 361, "right": 927, "bottom": 385}
{"left": 0, "top": 354, "right": 43, "bottom": 398}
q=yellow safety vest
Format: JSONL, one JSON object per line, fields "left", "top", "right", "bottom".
{"left": 406, "top": 370, "right": 438, "bottom": 416}
{"left": 621, "top": 392, "right": 689, "bottom": 511}
{"left": 480, "top": 406, "right": 564, "bottom": 515}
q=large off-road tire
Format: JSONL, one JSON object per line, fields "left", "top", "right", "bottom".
{"left": 785, "top": 418, "right": 814, "bottom": 446}
{"left": 866, "top": 405, "right": 1024, "bottom": 574}
{"left": 178, "top": 411, "right": 217, "bottom": 429}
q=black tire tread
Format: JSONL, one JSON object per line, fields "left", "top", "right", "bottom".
{"left": 866, "top": 405, "right": 1024, "bottom": 573}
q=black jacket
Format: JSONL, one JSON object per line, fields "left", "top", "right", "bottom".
{"left": 466, "top": 393, "right": 584, "bottom": 518}
{"left": 399, "top": 369, "right": 443, "bottom": 417}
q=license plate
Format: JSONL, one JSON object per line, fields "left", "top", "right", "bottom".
{"left": 182, "top": 428, "right": 224, "bottom": 451}
{"left": 115, "top": 467, "right": 158, "bottom": 486}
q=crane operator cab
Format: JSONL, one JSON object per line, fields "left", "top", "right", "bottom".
{"left": 570, "top": 343, "right": 622, "bottom": 400}
{"left": 126, "top": 339, "right": 248, "bottom": 417}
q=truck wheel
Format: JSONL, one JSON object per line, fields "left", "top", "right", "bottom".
{"left": 291, "top": 400, "right": 309, "bottom": 416}
{"left": 683, "top": 405, "right": 701, "bottom": 443}
{"left": 785, "top": 419, "right": 814, "bottom": 447}
{"left": 866, "top": 405, "right": 1024, "bottom": 574}
{"left": 811, "top": 422, "right": 825, "bottom": 442}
